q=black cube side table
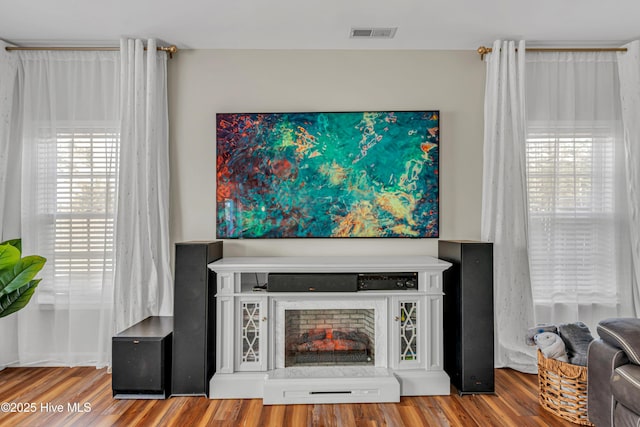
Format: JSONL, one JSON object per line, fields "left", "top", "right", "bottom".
{"left": 112, "top": 316, "right": 173, "bottom": 399}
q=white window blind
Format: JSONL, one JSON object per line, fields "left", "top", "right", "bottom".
{"left": 37, "top": 126, "right": 119, "bottom": 303}
{"left": 526, "top": 124, "right": 617, "bottom": 303}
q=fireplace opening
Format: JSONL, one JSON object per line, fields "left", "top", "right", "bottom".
{"left": 285, "top": 309, "right": 375, "bottom": 367}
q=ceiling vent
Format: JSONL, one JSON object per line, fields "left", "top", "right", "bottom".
{"left": 350, "top": 27, "right": 397, "bottom": 39}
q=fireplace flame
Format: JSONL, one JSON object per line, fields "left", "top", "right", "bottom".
{"left": 294, "top": 328, "right": 370, "bottom": 353}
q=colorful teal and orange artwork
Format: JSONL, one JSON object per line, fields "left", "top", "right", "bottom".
{"left": 216, "top": 111, "right": 439, "bottom": 238}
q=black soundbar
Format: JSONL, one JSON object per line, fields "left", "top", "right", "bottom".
{"left": 266, "top": 272, "right": 419, "bottom": 292}
{"left": 267, "top": 273, "right": 358, "bottom": 292}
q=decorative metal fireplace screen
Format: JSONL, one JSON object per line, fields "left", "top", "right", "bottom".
{"left": 285, "top": 309, "right": 375, "bottom": 367}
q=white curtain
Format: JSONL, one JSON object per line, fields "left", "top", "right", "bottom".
{"left": 1, "top": 38, "right": 172, "bottom": 367}
{"left": 113, "top": 39, "right": 173, "bottom": 334}
{"left": 526, "top": 50, "right": 635, "bottom": 332}
{"left": 17, "top": 50, "right": 120, "bottom": 366}
{"left": 482, "top": 40, "right": 537, "bottom": 373}
{"left": 0, "top": 40, "right": 21, "bottom": 240}
{"left": 0, "top": 39, "right": 21, "bottom": 368}
{"left": 617, "top": 40, "right": 640, "bottom": 316}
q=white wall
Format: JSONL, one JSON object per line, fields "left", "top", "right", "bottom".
{"left": 168, "top": 49, "right": 485, "bottom": 257}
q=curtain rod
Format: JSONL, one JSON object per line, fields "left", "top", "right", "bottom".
{"left": 5, "top": 45, "right": 178, "bottom": 58}
{"left": 476, "top": 45, "right": 627, "bottom": 60}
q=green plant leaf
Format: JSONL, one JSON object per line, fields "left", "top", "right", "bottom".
{"left": 0, "top": 279, "right": 40, "bottom": 318}
{"left": 0, "top": 255, "right": 47, "bottom": 296}
{"left": 0, "top": 244, "right": 21, "bottom": 271}
{"left": 0, "top": 239, "right": 22, "bottom": 253}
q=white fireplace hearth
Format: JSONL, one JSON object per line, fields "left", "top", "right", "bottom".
{"left": 207, "top": 255, "right": 452, "bottom": 405}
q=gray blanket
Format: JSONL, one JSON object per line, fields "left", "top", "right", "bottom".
{"left": 558, "top": 322, "right": 594, "bottom": 366}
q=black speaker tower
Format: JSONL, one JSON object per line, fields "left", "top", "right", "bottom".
{"left": 438, "top": 240, "right": 494, "bottom": 395}
{"left": 172, "top": 241, "right": 222, "bottom": 396}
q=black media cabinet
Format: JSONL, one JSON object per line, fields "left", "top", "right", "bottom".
{"left": 112, "top": 316, "right": 173, "bottom": 399}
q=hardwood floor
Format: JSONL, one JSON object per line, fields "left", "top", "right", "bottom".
{"left": 0, "top": 367, "right": 577, "bottom": 427}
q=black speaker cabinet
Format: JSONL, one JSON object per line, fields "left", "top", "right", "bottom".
{"left": 438, "top": 240, "right": 494, "bottom": 395}
{"left": 172, "top": 241, "right": 222, "bottom": 396}
{"left": 112, "top": 316, "right": 173, "bottom": 399}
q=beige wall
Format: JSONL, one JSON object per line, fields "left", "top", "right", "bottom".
{"left": 168, "top": 49, "right": 485, "bottom": 257}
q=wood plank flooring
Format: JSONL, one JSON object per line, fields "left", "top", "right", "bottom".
{"left": 0, "top": 367, "right": 577, "bottom": 426}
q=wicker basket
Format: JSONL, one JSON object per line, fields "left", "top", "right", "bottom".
{"left": 537, "top": 350, "right": 593, "bottom": 425}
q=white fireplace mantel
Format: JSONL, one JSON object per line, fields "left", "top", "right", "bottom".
{"left": 208, "top": 255, "right": 450, "bottom": 274}
{"left": 208, "top": 255, "right": 452, "bottom": 405}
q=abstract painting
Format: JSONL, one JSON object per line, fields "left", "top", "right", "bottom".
{"left": 216, "top": 111, "right": 439, "bottom": 238}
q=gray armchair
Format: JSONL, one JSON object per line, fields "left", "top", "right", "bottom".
{"left": 587, "top": 318, "right": 640, "bottom": 426}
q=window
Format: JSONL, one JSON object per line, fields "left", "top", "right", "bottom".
{"left": 526, "top": 123, "right": 618, "bottom": 303}
{"left": 36, "top": 126, "right": 119, "bottom": 303}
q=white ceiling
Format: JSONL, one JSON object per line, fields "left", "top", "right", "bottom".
{"left": 2, "top": 0, "right": 640, "bottom": 50}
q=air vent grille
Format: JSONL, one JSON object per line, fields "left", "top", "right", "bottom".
{"left": 350, "top": 27, "right": 397, "bottom": 39}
